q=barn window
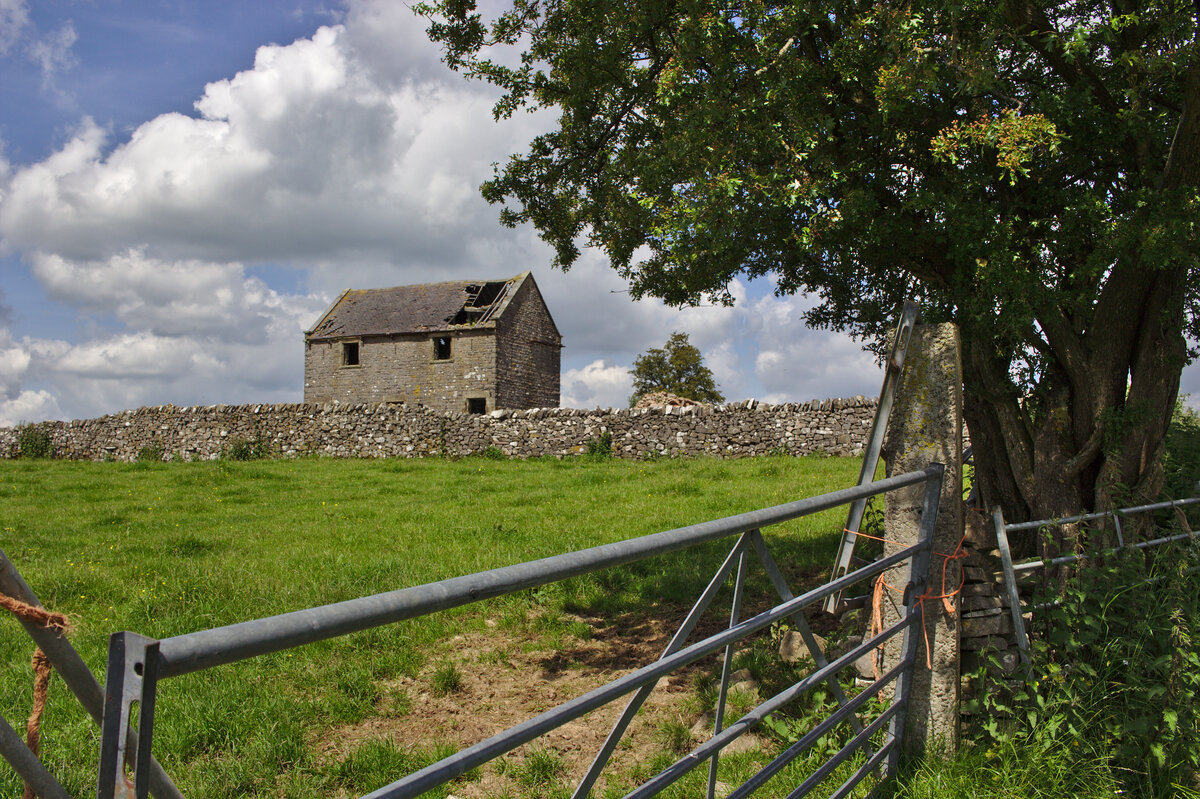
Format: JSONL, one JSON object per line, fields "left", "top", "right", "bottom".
{"left": 467, "top": 397, "right": 487, "bottom": 414}
{"left": 434, "top": 337, "right": 452, "bottom": 360}
{"left": 342, "top": 341, "right": 360, "bottom": 366}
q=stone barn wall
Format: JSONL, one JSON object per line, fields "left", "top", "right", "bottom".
{"left": 303, "top": 329, "right": 498, "bottom": 413}
{"left": 0, "top": 397, "right": 878, "bottom": 462}
{"left": 495, "top": 278, "right": 561, "bottom": 410}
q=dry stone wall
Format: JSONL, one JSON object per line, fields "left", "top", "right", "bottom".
{"left": 0, "top": 397, "right": 878, "bottom": 462}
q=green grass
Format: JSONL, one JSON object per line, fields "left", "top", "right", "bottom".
{"left": 880, "top": 736, "right": 1124, "bottom": 799}
{"left": 0, "top": 454, "right": 860, "bottom": 798}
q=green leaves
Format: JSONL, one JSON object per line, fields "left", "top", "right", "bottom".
{"left": 971, "top": 535, "right": 1200, "bottom": 796}
{"left": 931, "top": 110, "right": 1063, "bottom": 184}
{"left": 629, "top": 331, "right": 725, "bottom": 406}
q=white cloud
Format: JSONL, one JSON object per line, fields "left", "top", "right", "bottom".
{"left": 0, "top": 19, "right": 544, "bottom": 269}
{"left": 745, "top": 293, "right": 883, "bottom": 402}
{"left": 0, "top": 0, "right": 28, "bottom": 56}
{"left": 0, "top": 390, "right": 60, "bottom": 427}
{"left": 0, "top": 336, "right": 31, "bottom": 396}
{"left": 0, "top": 248, "right": 326, "bottom": 420}
{"left": 31, "top": 250, "right": 320, "bottom": 343}
{"left": 561, "top": 360, "right": 632, "bottom": 409}
{"left": 27, "top": 21, "right": 76, "bottom": 82}
{"left": 0, "top": 323, "right": 314, "bottom": 421}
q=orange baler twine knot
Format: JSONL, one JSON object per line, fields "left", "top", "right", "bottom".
{"left": 854, "top": 530, "right": 968, "bottom": 677}
{"left": 1, "top": 589, "right": 71, "bottom": 799}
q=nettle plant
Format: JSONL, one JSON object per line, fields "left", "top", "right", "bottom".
{"left": 970, "top": 533, "right": 1200, "bottom": 796}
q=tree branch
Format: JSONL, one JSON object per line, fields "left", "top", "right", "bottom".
{"left": 1160, "top": 60, "right": 1200, "bottom": 191}
{"left": 1061, "top": 423, "right": 1104, "bottom": 478}
{"left": 1002, "top": 0, "right": 1119, "bottom": 113}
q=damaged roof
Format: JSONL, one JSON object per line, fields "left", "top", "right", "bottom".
{"left": 306, "top": 273, "right": 528, "bottom": 340}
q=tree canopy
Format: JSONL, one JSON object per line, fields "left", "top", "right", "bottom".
{"left": 629, "top": 332, "right": 725, "bottom": 405}
{"left": 420, "top": 0, "right": 1200, "bottom": 528}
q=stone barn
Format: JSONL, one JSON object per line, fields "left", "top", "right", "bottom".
{"left": 303, "top": 272, "right": 561, "bottom": 413}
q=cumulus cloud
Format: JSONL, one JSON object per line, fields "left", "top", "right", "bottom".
{"left": 0, "top": 335, "right": 31, "bottom": 397}
{"left": 0, "top": 390, "right": 60, "bottom": 427}
{"left": 31, "top": 250, "right": 313, "bottom": 342}
{"left": 745, "top": 292, "right": 883, "bottom": 402}
{"left": 0, "top": 321, "right": 317, "bottom": 423}
{"left": 0, "top": 20, "right": 544, "bottom": 268}
{"left": 0, "top": 326, "right": 69, "bottom": 425}
{"left": 0, "top": 248, "right": 326, "bottom": 420}
{"left": 561, "top": 360, "right": 632, "bottom": 410}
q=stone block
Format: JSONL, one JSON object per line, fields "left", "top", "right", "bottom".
{"left": 961, "top": 614, "right": 1013, "bottom": 638}
{"left": 961, "top": 648, "right": 1020, "bottom": 676}
{"left": 961, "top": 595, "right": 1005, "bottom": 613}
{"left": 960, "top": 634, "right": 1011, "bottom": 652}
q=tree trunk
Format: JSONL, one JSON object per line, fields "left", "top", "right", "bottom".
{"left": 960, "top": 261, "right": 1189, "bottom": 557}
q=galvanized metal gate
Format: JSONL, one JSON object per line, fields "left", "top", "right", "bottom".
{"left": 992, "top": 494, "right": 1200, "bottom": 666}
{"left": 3, "top": 464, "right": 944, "bottom": 799}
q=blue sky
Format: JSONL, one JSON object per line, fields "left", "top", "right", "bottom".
{"left": 0, "top": 1, "right": 1194, "bottom": 425}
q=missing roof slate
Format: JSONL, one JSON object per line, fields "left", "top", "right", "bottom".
{"left": 450, "top": 281, "right": 510, "bottom": 326}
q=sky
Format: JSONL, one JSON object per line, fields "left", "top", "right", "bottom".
{"left": 0, "top": 1, "right": 1195, "bottom": 426}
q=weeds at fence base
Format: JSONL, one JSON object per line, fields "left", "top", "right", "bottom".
{"left": 223, "top": 435, "right": 271, "bottom": 461}
{"left": 879, "top": 735, "right": 1122, "bottom": 799}
{"left": 960, "top": 532, "right": 1200, "bottom": 798}
{"left": 585, "top": 430, "right": 613, "bottom": 458}
{"left": 14, "top": 424, "right": 52, "bottom": 459}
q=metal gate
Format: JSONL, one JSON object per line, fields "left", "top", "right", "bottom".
{"left": 3, "top": 464, "right": 944, "bottom": 799}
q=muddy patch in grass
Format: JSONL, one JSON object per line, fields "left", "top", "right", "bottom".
{"left": 313, "top": 611, "right": 713, "bottom": 797}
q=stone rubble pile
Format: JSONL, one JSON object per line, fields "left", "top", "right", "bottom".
{"left": 631, "top": 392, "right": 704, "bottom": 409}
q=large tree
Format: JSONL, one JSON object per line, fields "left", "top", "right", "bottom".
{"left": 419, "top": 0, "right": 1200, "bottom": 528}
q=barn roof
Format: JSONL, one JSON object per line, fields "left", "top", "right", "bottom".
{"left": 305, "top": 273, "right": 530, "bottom": 340}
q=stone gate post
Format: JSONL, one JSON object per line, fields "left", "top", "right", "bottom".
{"left": 878, "top": 323, "right": 964, "bottom": 754}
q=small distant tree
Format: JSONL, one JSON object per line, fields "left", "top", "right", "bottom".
{"left": 629, "top": 332, "right": 724, "bottom": 406}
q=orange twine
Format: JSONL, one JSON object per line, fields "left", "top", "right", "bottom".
{"left": 849, "top": 529, "right": 968, "bottom": 675}
{"left": 0, "top": 590, "right": 69, "bottom": 799}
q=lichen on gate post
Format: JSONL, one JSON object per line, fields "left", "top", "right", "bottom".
{"left": 878, "top": 323, "right": 964, "bottom": 754}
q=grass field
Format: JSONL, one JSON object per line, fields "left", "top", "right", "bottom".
{"left": 1, "top": 454, "right": 869, "bottom": 798}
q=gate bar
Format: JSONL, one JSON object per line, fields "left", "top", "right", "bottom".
{"left": 584, "top": 614, "right": 919, "bottom": 799}
{"left": 362, "top": 543, "right": 924, "bottom": 799}
{"left": 707, "top": 545, "right": 748, "bottom": 799}
{"left": 749, "top": 530, "right": 869, "bottom": 743}
{"left": 992, "top": 509, "right": 1030, "bottom": 666}
{"left": 723, "top": 660, "right": 908, "bottom": 799}
{"left": 784, "top": 706, "right": 901, "bottom": 799}
{"left": 994, "top": 495, "right": 1200, "bottom": 662}
{"left": 828, "top": 740, "right": 894, "bottom": 799}
{"left": 1003, "top": 497, "right": 1200, "bottom": 532}
{"left": 0, "top": 711, "right": 71, "bottom": 799}
{"left": 571, "top": 534, "right": 749, "bottom": 799}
